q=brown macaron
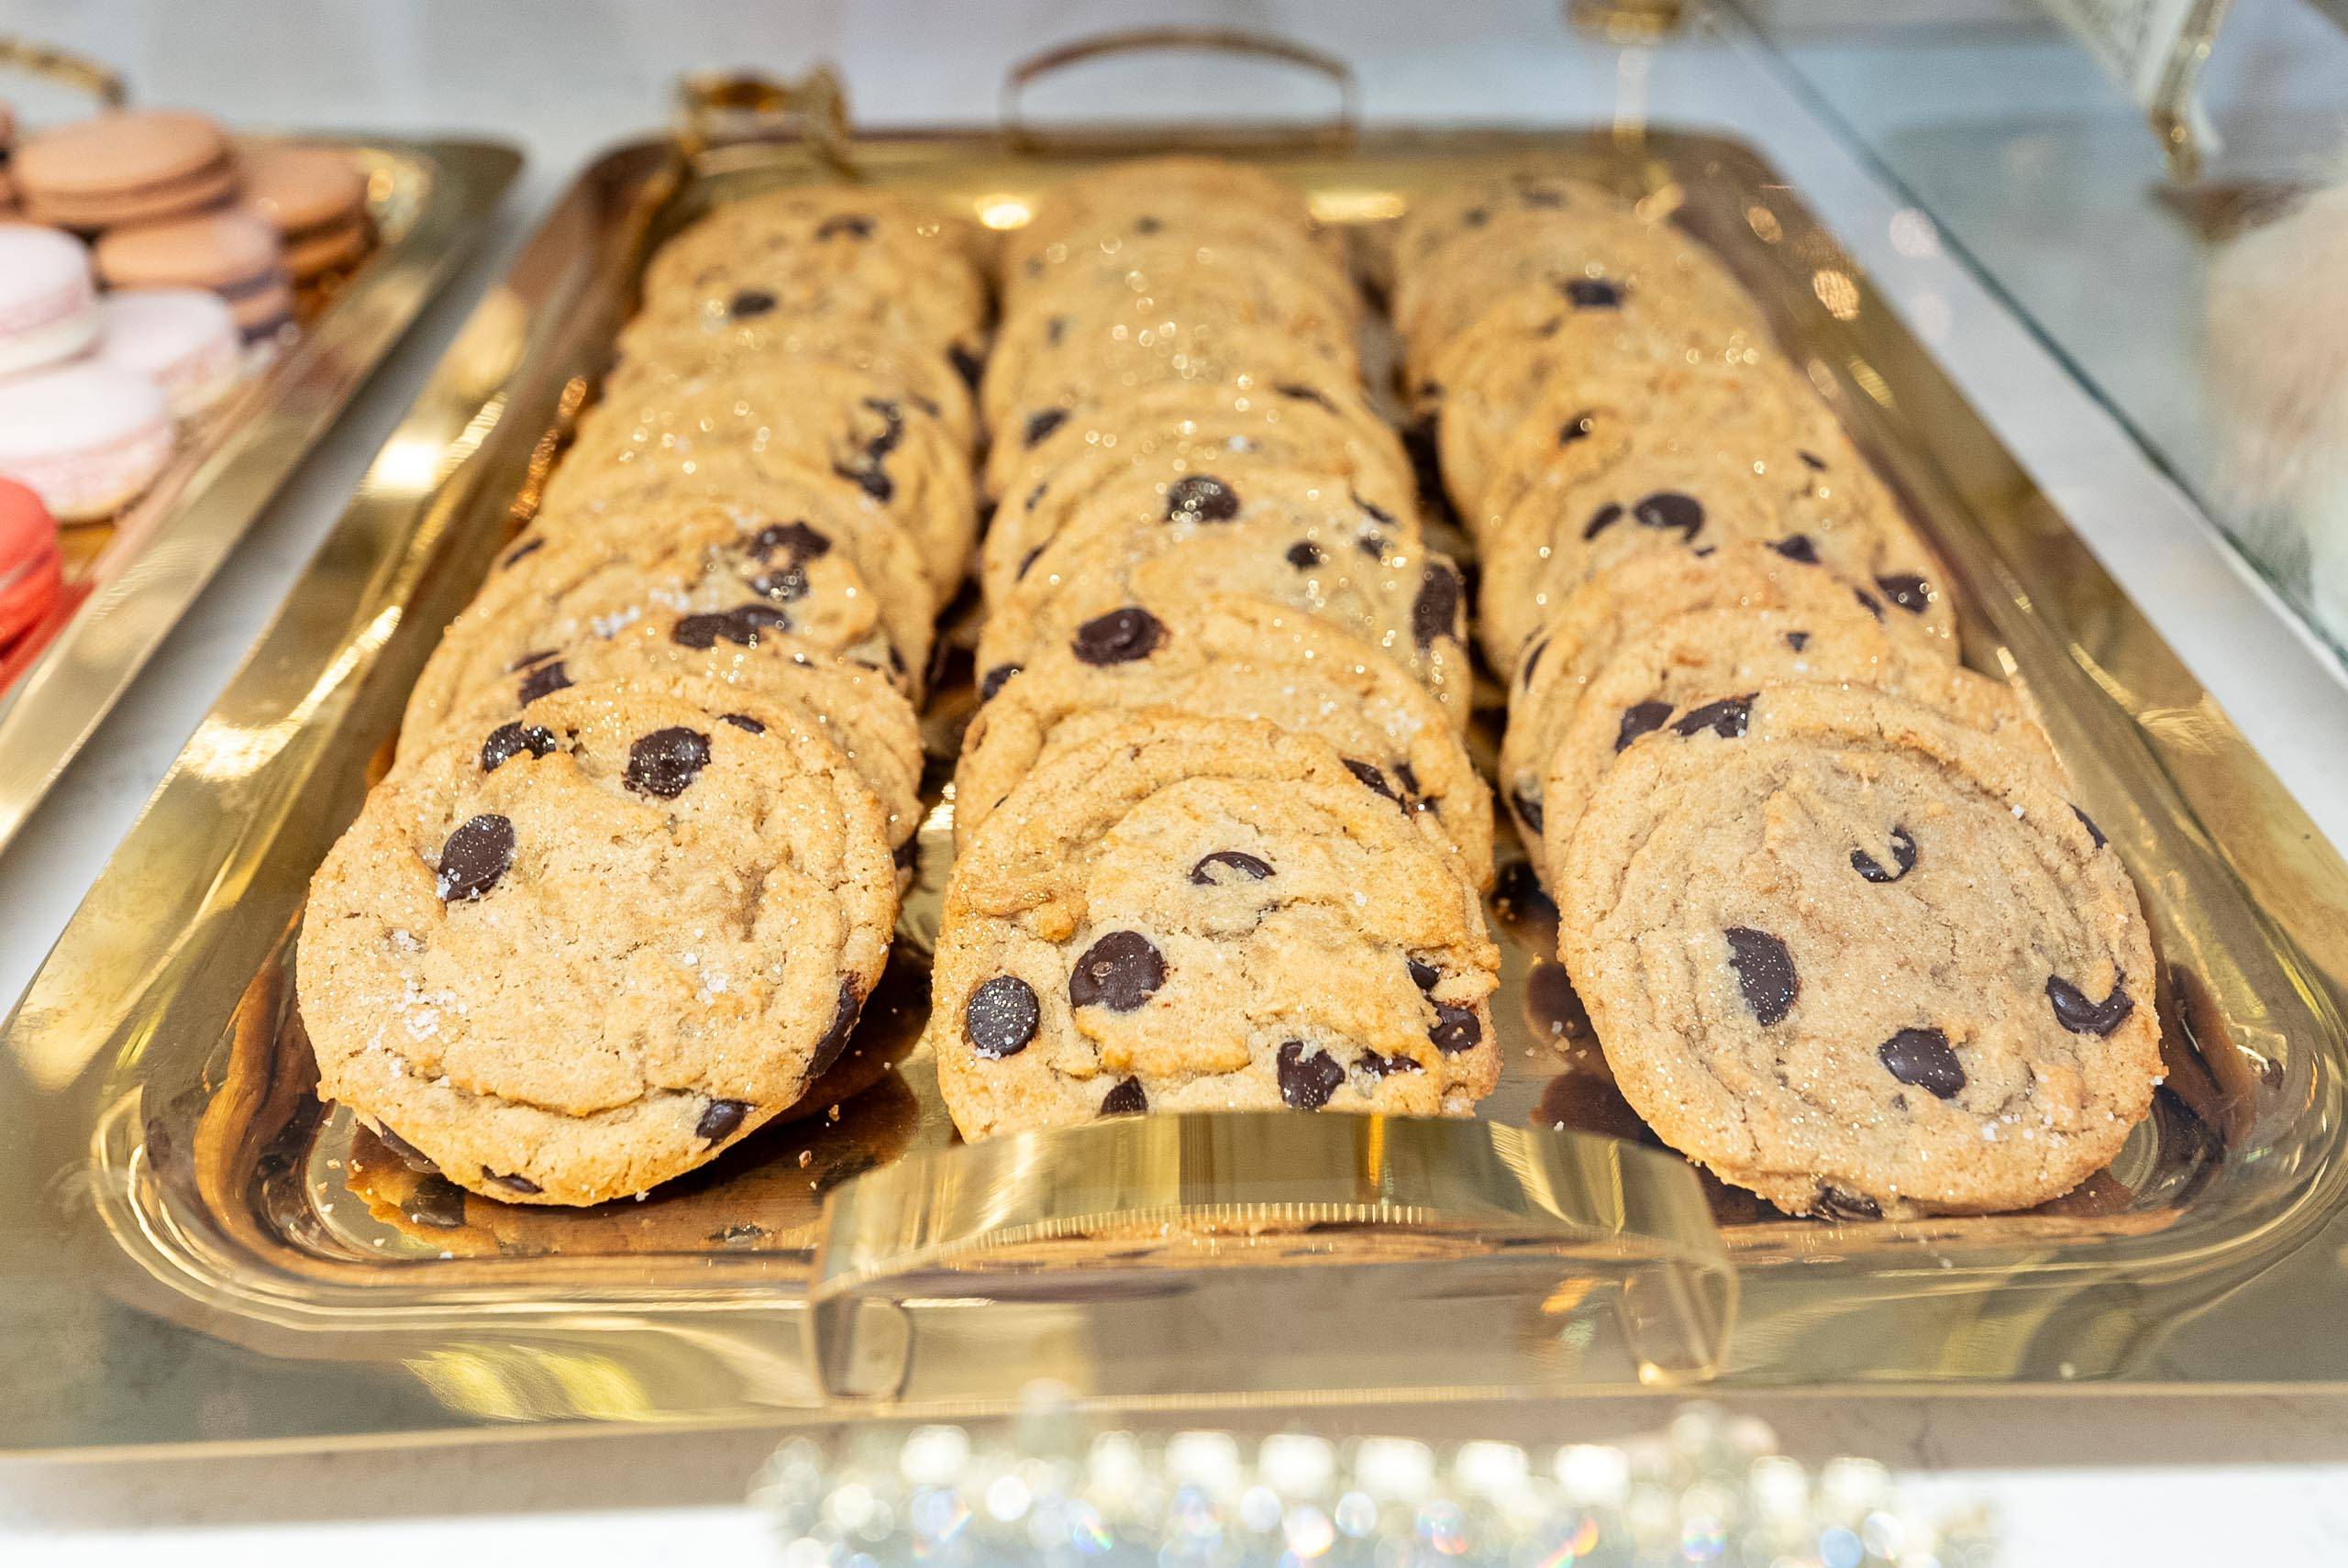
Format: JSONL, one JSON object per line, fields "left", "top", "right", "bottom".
{"left": 241, "top": 145, "right": 372, "bottom": 282}
{"left": 95, "top": 209, "right": 292, "bottom": 339}
{"left": 17, "top": 110, "right": 238, "bottom": 230}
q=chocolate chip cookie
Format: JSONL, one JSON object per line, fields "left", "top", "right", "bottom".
{"left": 957, "top": 592, "right": 1492, "bottom": 886}
{"left": 401, "top": 496, "right": 925, "bottom": 752}
{"left": 299, "top": 681, "right": 899, "bottom": 1205}
{"left": 928, "top": 715, "right": 1501, "bottom": 1139}
{"left": 1556, "top": 683, "right": 2161, "bottom": 1218}
{"left": 976, "top": 483, "right": 1473, "bottom": 726}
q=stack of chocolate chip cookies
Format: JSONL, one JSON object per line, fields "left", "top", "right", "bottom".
{"left": 928, "top": 158, "right": 1502, "bottom": 1140}
{"left": 297, "top": 186, "right": 984, "bottom": 1206}
{"left": 1397, "top": 169, "right": 2165, "bottom": 1219}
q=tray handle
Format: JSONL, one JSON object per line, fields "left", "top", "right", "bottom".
{"left": 808, "top": 1112, "right": 1736, "bottom": 1404}
{"left": 0, "top": 36, "right": 128, "bottom": 106}
{"left": 1002, "top": 27, "right": 1358, "bottom": 154}
{"left": 673, "top": 65, "right": 854, "bottom": 173}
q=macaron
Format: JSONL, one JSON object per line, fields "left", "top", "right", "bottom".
{"left": 96, "top": 288, "right": 244, "bottom": 419}
{"left": 0, "top": 362, "right": 175, "bottom": 523}
{"left": 95, "top": 209, "right": 292, "bottom": 340}
{"left": 0, "top": 478, "right": 64, "bottom": 652}
{"left": 17, "top": 110, "right": 238, "bottom": 230}
{"left": 241, "top": 145, "right": 372, "bottom": 282}
{"left": 0, "top": 224, "right": 100, "bottom": 376}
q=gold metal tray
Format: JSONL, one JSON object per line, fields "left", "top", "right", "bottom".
{"left": 7, "top": 61, "right": 2348, "bottom": 1457}
{"left": 0, "top": 74, "right": 520, "bottom": 851}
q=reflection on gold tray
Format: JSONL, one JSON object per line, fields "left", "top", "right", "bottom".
{"left": 0, "top": 132, "right": 520, "bottom": 853}
{"left": 6, "top": 70, "right": 2348, "bottom": 1455}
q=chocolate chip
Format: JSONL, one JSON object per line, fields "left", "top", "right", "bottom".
{"left": 1276, "top": 381, "right": 1336, "bottom": 411}
{"left": 1671, "top": 694, "right": 1754, "bottom": 740}
{"left": 1633, "top": 491, "right": 1704, "bottom": 541}
{"left": 481, "top": 722, "right": 557, "bottom": 773}
{"left": 719, "top": 712, "right": 764, "bottom": 734}
{"left": 1277, "top": 1041, "right": 1345, "bottom": 1109}
{"left": 672, "top": 607, "right": 777, "bottom": 649}
{"left": 1353, "top": 491, "right": 1396, "bottom": 525}
{"left": 696, "top": 1099, "right": 751, "bottom": 1143}
{"left": 1798, "top": 449, "right": 1828, "bottom": 470}
{"left": 1345, "top": 758, "right": 1401, "bottom": 803}
{"left": 1771, "top": 534, "right": 1819, "bottom": 564}
{"left": 1412, "top": 562, "right": 1463, "bottom": 647}
{"left": 1521, "top": 636, "right": 1550, "bottom": 686}
{"left": 1873, "top": 1027, "right": 1964, "bottom": 1099}
{"left": 749, "top": 520, "right": 831, "bottom": 562}
{"left": 624, "top": 727, "right": 713, "bottom": 798}
{"left": 979, "top": 663, "right": 1022, "bottom": 701}
{"left": 834, "top": 461, "right": 892, "bottom": 502}
{"left": 1511, "top": 783, "right": 1545, "bottom": 834}
{"left": 1407, "top": 957, "right": 1440, "bottom": 992}
{"left": 1814, "top": 1187, "right": 1881, "bottom": 1220}
{"left": 949, "top": 343, "right": 983, "bottom": 388}
{"left": 966, "top": 976, "right": 1039, "bottom": 1057}
{"left": 1024, "top": 407, "right": 1069, "bottom": 447}
{"left": 728, "top": 288, "right": 777, "bottom": 318}
{"left": 1101, "top": 1077, "right": 1147, "bottom": 1117}
{"left": 1430, "top": 1003, "right": 1482, "bottom": 1054}
{"left": 1016, "top": 543, "right": 1046, "bottom": 580}
{"left": 404, "top": 1175, "right": 467, "bottom": 1229}
{"left": 1393, "top": 761, "right": 1422, "bottom": 798}
{"left": 1286, "top": 540, "right": 1325, "bottom": 569}
{"left": 374, "top": 1123, "right": 439, "bottom": 1175}
{"left": 2047, "top": 975, "right": 2134, "bottom": 1035}
{"left": 1071, "top": 606, "right": 1163, "bottom": 665}
{"left": 1616, "top": 699, "right": 1674, "bottom": 752}
{"left": 749, "top": 565, "right": 809, "bottom": 602}
{"left": 1877, "top": 574, "right": 1932, "bottom": 613}
{"left": 1356, "top": 529, "right": 1389, "bottom": 558}
{"left": 1558, "top": 410, "right": 1595, "bottom": 445}
{"left": 1069, "top": 931, "right": 1166, "bottom": 1012}
{"left": 1563, "top": 277, "right": 1625, "bottom": 308}
{"left": 516, "top": 659, "right": 571, "bottom": 705}
{"left": 1723, "top": 926, "right": 1798, "bottom": 1025}
{"left": 2072, "top": 804, "right": 2107, "bottom": 848}
{"left": 1357, "top": 1050, "right": 1423, "bottom": 1077}
{"left": 1785, "top": 631, "right": 1811, "bottom": 652}
{"left": 437, "top": 814, "right": 515, "bottom": 902}
{"left": 483, "top": 1169, "right": 542, "bottom": 1196}
{"left": 500, "top": 536, "right": 545, "bottom": 570}
{"left": 1166, "top": 474, "right": 1240, "bottom": 523}
{"left": 1190, "top": 850, "right": 1273, "bottom": 885}
{"left": 1402, "top": 414, "right": 1444, "bottom": 502}
{"left": 1854, "top": 587, "right": 1885, "bottom": 620}
{"left": 1851, "top": 825, "right": 1918, "bottom": 884}
{"left": 809, "top": 978, "right": 864, "bottom": 1077}
{"left": 1583, "top": 502, "right": 1624, "bottom": 540}
{"left": 815, "top": 214, "right": 873, "bottom": 239}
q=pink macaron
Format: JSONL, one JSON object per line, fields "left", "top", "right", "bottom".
{"left": 0, "top": 361, "right": 175, "bottom": 522}
{"left": 0, "top": 223, "right": 100, "bottom": 376}
{"left": 0, "top": 477, "right": 63, "bottom": 652}
{"left": 96, "top": 287, "right": 244, "bottom": 419}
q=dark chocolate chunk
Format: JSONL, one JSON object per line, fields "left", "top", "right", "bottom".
{"left": 1558, "top": 410, "right": 1595, "bottom": 445}
{"left": 516, "top": 659, "right": 572, "bottom": 705}
{"left": 1563, "top": 277, "right": 1625, "bottom": 308}
{"left": 1770, "top": 534, "right": 1818, "bottom": 564}
{"left": 948, "top": 343, "right": 983, "bottom": 388}
{"left": 749, "top": 565, "right": 808, "bottom": 602}
{"left": 1723, "top": 926, "right": 1798, "bottom": 1025}
{"left": 624, "top": 726, "right": 713, "bottom": 798}
{"left": 1407, "top": 956, "right": 1440, "bottom": 992}
{"left": 748, "top": 520, "right": 830, "bottom": 562}
{"left": 2047, "top": 975, "right": 2134, "bottom": 1035}
{"left": 1671, "top": 694, "right": 1755, "bottom": 740}
{"left": 482, "top": 1169, "right": 542, "bottom": 1196}
{"left": 1356, "top": 529, "right": 1389, "bottom": 558}
{"left": 1632, "top": 491, "right": 1704, "bottom": 542}
{"left": 1277, "top": 1041, "right": 1345, "bottom": 1109}
{"left": 374, "top": 1123, "right": 439, "bottom": 1175}
{"left": 1797, "top": 449, "right": 1828, "bottom": 470}
{"left": 1100, "top": 1077, "right": 1148, "bottom": 1117}
{"left": 1521, "top": 636, "right": 1550, "bottom": 687}
{"left": 1069, "top": 931, "right": 1166, "bottom": 1012}
{"left": 696, "top": 1099, "right": 751, "bottom": 1143}
{"left": 834, "top": 461, "right": 892, "bottom": 502}
{"left": 1357, "top": 1050, "right": 1423, "bottom": 1077}
{"left": 1412, "top": 561, "right": 1463, "bottom": 647}
{"left": 481, "top": 722, "right": 557, "bottom": 773}
{"left": 1286, "top": 540, "right": 1326, "bottom": 569}
{"left": 1189, "top": 850, "right": 1273, "bottom": 885}
{"left": 1878, "top": 1026, "right": 1964, "bottom": 1099}
{"left": 1814, "top": 1187, "right": 1881, "bottom": 1220}
{"left": 1071, "top": 606, "right": 1164, "bottom": 665}
{"left": 2072, "top": 804, "right": 2108, "bottom": 848}
{"left": 1393, "top": 760, "right": 1422, "bottom": 797}
{"left": 404, "top": 1175, "right": 468, "bottom": 1230}
{"left": 1616, "top": 699, "right": 1674, "bottom": 752}
{"left": 1024, "top": 407, "right": 1069, "bottom": 447}
{"left": 1850, "top": 825, "right": 1919, "bottom": 884}
{"left": 1877, "top": 574, "right": 1932, "bottom": 614}
{"left": 727, "top": 288, "right": 777, "bottom": 318}
{"left": 966, "top": 976, "right": 1040, "bottom": 1057}
{"left": 437, "top": 814, "right": 515, "bottom": 902}
{"left": 500, "top": 536, "right": 545, "bottom": 570}
{"left": 1785, "top": 631, "right": 1811, "bottom": 652}
{"left": 1166, "top": 474, "right": 1240, "bottom": 523}
{"left": 671, "top": 602, "right": 792, "bottom": 649}
{"left": 1016, "top": 542, "right": 1046, "bottom": 580}
{"left": 1854, "top": 587, "right": 1885, "bottom": 620}
{"left": 1430, "top": 1003, "right": 1482, "bottom": 1054}
{"left": 719, "top": 712, "right": 764, "bottom": 734}
{"left": 979, "top": 663, "right": 1021, "bottom": 701}
{"left": 1583, "top": 502, "right": 1625, "bottom": 540}
{"left": 809, "top": 978, "right": 864, "bottom": 1077}
{"left": 1344, "top": 758, "right": 1401, "bottom": 803}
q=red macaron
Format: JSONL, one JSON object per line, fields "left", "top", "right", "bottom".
{"left": 0, "top": 478, "right": 64, "bottom": 653}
